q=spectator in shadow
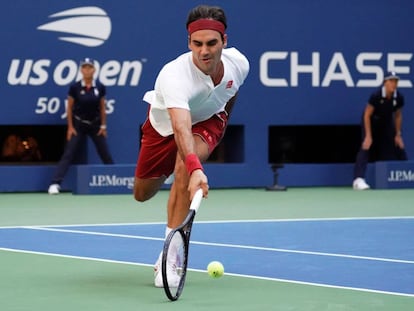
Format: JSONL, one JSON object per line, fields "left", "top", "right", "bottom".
{"left": 48, "top": 58, "right": 114, "bottom": 194}
{"left": 353, "top": 71, "right": 407, "bottom": 190}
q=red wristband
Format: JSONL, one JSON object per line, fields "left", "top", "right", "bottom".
{"left": 185, "top": 153, "right": 203, "bottom": 175}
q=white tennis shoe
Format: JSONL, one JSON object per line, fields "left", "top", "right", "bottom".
{"left": 154, "top": 253, "right": 180, "bottom": 288}
{"left": 48, "top": 184, "right": 60, "bottom": 194}
{"left": 353, "top": 178, "right": 370, "bottom": 190}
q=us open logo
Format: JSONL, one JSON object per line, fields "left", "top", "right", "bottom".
{"left": 37, "top": 6, "right": 111, "bottom": 47}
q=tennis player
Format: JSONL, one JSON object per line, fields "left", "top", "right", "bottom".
{"left": 133, "top": 5, "right": 249, "bottom": 286}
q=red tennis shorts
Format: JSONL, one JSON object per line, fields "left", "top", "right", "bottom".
{"left": 135, "top": 111, "right": 228, "bottom": 179}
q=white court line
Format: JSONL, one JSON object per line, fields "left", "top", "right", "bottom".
{"left": 0, "top": 247, "right": 413, "bottom": 298}
{"left": 196, "top": 215, "right": 414, "bottom": 224}
{"left": 21, "top": 226, "right": 165, "bottom": 242}
{"left": 1, "top": 215, "right": 414, "bottom": 229}
{"left": 190, "top": 240, "right": 414, "bottom": 264}
{"left": 20, "top": 226, "right": 414, "bottom": 265}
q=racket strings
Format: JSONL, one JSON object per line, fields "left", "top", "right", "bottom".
{"left": 162, "top": 190, "right": 202, "bottom": 301}
{"left": 164, "top": 231, "right": 186, "bottom": 291}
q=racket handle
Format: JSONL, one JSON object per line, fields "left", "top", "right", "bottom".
{"left": 190, "top": 188, "right": 203, "bottom": 212}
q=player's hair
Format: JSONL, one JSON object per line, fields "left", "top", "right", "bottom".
{"left": 186, "top": 5, "right": 227, "bottom": 40}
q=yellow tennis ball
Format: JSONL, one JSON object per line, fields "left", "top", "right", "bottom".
{"left": 207, "top": 261, "right": 224, "bottom": 278}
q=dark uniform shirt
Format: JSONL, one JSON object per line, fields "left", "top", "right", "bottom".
{"left": 365, "top": 86, "right": 405, "bottom": 160}
{"left": 69, "top": 80, "right": 106, "bottom": 121}
{"left": 368, "top": 86, "right": 404, "bottom": 126}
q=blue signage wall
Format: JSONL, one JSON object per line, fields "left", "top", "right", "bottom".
{"left": 1, "top": 0, "right": 413, "bottom": 192}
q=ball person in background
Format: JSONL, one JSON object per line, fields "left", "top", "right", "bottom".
{"left": 353, "top": 71, "right": 407, "bottom": 190}
{"left": 133, "top": 5, "right": 249, "bottom": 286}
{"left": 48, "top": 58, "right": 114, "bottom": 194}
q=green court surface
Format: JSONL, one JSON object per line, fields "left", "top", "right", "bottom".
{"left": 1, "top": 188, "right": 414, "bottom": 310}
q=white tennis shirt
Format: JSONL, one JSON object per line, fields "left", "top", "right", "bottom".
{"left": 143, "top": 47, "right": 250, "bottom": 136}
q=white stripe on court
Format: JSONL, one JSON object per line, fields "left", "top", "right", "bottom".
{"left": 189, "top": 240, "right": 414, "bottom": 264}
{"left": 0, "top": 247, "right": 413, "bottom": 298}
{"left": 22, "top": 226, "right": 165, "bottom": 242}
{"left": 1, "top": 215, "right": 414, "bottom": 229}
{"left": 20, "top": 226, "right": 414, "bottom": 265}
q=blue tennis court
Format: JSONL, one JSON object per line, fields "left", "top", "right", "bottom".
{"left": 1, "top": 189, "right": 414, "bottom": 310}
{"left": 1, "top": 217, "right": 413, "bottom": 296}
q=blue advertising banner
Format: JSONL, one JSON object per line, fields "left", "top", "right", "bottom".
{"left": 375, "top": 161, "right": 414, "bottom": 189}
{"left": 75, "top": 164, "right": 135, "bottom": 194}
{"left": 1, "top": 0, "right": 413, "bottom": 192}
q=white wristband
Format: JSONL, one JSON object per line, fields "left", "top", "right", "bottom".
{"left": 100, "top": 125, "right": 107, "bottom": 129}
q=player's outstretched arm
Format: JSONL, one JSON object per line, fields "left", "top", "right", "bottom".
{"left": 168, "top": 107, "right": 209, "bottom": 199}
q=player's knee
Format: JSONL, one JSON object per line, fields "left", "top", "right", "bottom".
{"left": 133, "top": 187, "right": 154, "bottom": 202}
{"left": 133, "top": 183, "right": 164, "bottom": 202}
{"left": 133, "top": 177, "right": 166, "bottom": 202}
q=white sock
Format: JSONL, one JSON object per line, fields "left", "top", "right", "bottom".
{"left": 156, "top": 227, "right": 174, "bottom": 265}
{"left": 165, "top": 226, "right": 173, "bottom": 238}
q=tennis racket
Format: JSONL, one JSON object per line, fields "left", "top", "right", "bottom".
{"left": 161, "top": 188, "right": 203, "bottom": 301}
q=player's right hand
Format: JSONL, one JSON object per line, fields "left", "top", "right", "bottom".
{"left": 188, "top": 169, "right": 209, "bottom": 199}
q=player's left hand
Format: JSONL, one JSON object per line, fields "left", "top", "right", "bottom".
{"left": 97, "top": 128, "right": 107, "bottom": 137}
{"left": 395, "top": 135, "right": 404, "bottom": 148}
